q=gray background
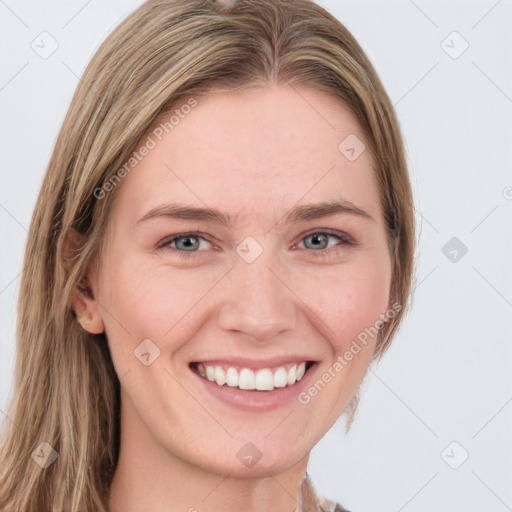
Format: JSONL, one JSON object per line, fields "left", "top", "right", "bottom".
{"left": 1, "top": 1, "right": 511, "bottom": 510}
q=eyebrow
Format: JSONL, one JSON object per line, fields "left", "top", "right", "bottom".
{"left": 136, "top": 200, "right": 374, "bottom": 227}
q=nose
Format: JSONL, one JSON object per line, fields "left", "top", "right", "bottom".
{"left": 217, "top": 252, "right": 298, "bottom": 342}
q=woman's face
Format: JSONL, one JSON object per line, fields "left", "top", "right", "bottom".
{"left": 86, "top": 85, "right": 393, "bottom": 476}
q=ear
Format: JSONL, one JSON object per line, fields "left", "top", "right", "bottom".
{"left": 72, "top": 284, "right": 105, "bottom": 335}
{"left": 62, "top": 228, "right": 105, "bottom": 335}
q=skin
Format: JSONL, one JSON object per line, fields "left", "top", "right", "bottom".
{"left": 75, "top": 84, "right": 393, "bottom": 512}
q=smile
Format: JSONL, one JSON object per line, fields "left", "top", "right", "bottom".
{"left": 191, "top": 361, "right": 312, "bottom": 392}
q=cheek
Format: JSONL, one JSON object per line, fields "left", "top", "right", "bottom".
{"left": 293, "top": 252, "right": 392, "bottom": 354}
{"left": 96, "top": 253, "right": 222, "bottom": 359}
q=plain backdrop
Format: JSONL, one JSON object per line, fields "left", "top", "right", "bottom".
{"left": 1, "top": 1, "right": 511, "bottom": 511}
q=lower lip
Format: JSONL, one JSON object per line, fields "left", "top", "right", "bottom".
{"left": 192, "top": 364, "right": 317, "bottom": 412}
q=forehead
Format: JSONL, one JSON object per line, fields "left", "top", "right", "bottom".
{"left": 109, "top": 85, "right": 381, "bottom": 227}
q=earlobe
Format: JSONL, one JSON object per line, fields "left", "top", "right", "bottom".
{"left": 73, "top": 284, "right": 105, "bottom": 335}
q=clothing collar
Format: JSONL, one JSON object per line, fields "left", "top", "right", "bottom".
{"left": 295, "top": 472, "right": 338, "bottom": 512}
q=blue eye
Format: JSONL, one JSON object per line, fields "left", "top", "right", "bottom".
{"left": 156, "top": 229, "right": 355, "bottom": 260}
{"left": 173, "top": 236, "right": 200, "bottom": 251}
{"left": 157, "top": 233, "right": 212, "bottom": 259}
{"left": 300, "top": 230, "right": 354, "bottom": 252}
{"left": 303, "top": 233, "right": 336, "bottom": 250}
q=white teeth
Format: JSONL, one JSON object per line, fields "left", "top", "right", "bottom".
{"left": 287, "top": 366, "right": 297, "bottom": 385}
{"left": 255, "top": 369, "right": 274, "bottom": 391}
{"left": 214, "top": 367, "right": 226, "bottom": 386}
{"left": 273, "top": 367, "right": 288, "bottom": 388}
{"left": 196, "top": 362, "right": 310, "bottom": 391}
{"left": 296, "top": 362, "right": 306, "bottom": 381}
{"left": 239, "top": 368, "right": 255, "bottom": 390}
{"left": 226, "top": 367, "right": 239, "bottom": 387}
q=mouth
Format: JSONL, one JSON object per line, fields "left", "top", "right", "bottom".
{"left": 190, "top": 361, "right": 315, "bottom": 392}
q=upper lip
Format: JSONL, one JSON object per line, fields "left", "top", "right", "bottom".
{"left": 190, "top": 355, "right": 316, "bottom": 369}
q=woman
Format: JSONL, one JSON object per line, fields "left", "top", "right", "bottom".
{"left": 0, "top": 0, "right": 415, "bottom": 510}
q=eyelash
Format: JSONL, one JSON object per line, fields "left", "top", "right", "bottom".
{"left": 156, "top": 231, "right": 216, "bottom": 260}
{"left": 156, "top": 229, "right": 356, "bottom": 260}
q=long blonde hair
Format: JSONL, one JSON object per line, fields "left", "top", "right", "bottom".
{"left": 0, "top": 1, "right": 414, "bottom": 510}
